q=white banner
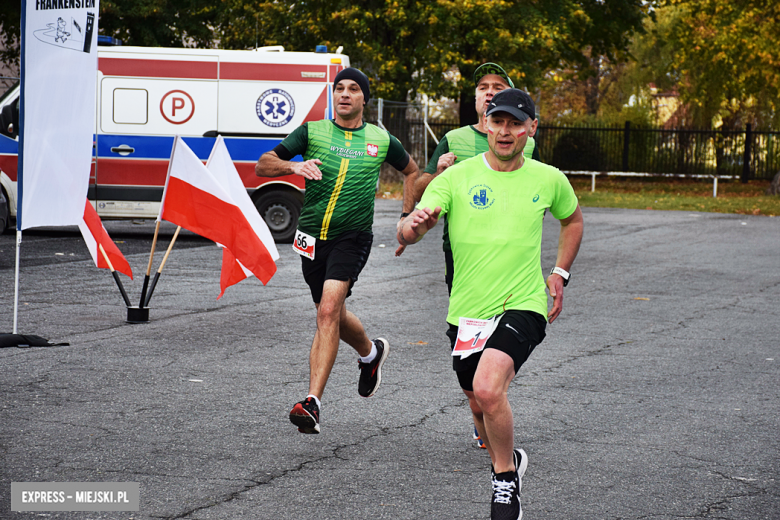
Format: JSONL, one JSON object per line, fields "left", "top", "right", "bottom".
{"left": 18, "top": 0, "right": 99, "bottom": 229}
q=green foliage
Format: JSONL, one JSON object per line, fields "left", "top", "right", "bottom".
{"left": 0, "top": 3, "right": 22, "bottom": 76}
{"left": 215, "top": 0, "right": 650, "bottom": 101}
{"left": 637, "top": 0, "right": 780, "bottom": 129}
{"left": 100, "top": 0, "right": 219, "bottom": 48}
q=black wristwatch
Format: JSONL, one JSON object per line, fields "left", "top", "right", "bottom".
{"left": 401, "top": 212, "right": 410, "bottom": 219}
{"left": 550, "top": 266, "right": 571, "bottom": 287}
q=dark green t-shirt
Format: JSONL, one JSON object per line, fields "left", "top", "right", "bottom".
{"left": 278, "top": 120, "right": 409, "bottom": 240}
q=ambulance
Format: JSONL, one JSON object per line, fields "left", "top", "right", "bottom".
{"left": 0, "top": 39, "right": 349, "bottom": 241}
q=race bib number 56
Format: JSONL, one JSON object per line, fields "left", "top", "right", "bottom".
{"left": 293, "top": 229, "right": 315, "bottom": 259}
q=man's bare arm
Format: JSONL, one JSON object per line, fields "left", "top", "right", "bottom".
{"left": 413, "top": 152, "right": 456, "bottom": 201}
{"left": 255, "top": 151, "right": 323, "bottom": 180}
{"left": 400, "top": 157, "right": 421, "bottom": 214}
{"left": 546, "top": 205, "right": 584, "bottom": 323}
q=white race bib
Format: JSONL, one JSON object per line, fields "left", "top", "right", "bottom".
{"left": 292, "top": 229, "right": 315, "bottom": 260}
{"left": 452, "top": 314, "right": 503, "bottom": 359}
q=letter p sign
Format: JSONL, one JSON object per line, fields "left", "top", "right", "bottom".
{"left": 160, "top": 90, "right": 195, "bottom": 124}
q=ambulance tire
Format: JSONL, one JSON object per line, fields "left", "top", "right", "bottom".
{"left": 254, "top": 190, "right": 301, "bottom": 243}
{"left": 0, "top": 187, "right": 9, "bottom": 234}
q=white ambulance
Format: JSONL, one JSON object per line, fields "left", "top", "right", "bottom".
{"left": 0, "top": 39, "right": 349, "bottom": 241}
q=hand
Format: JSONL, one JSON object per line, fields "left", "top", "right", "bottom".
{"left": 395, "top": 219, "right": 407, "bottom": 256}
{"left": 436, "top": 153, "right": 456, "bottom": 175}
{"left": 292, "top": 159, "right": 323, "bottom": 180}
{"left": 546, "top": 275, "right": 565, "bottom": 323}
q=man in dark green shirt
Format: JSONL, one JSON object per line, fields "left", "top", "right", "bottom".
{"left": 256, "top": 68, "right": 419, "bottom": 434}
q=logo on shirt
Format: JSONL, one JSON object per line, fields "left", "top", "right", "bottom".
{"left": 533, "top": 194, "right": 540, "bottom": 202}
{"left": 468, "top": 184, "right": 495, "bottom": 210}
{"left": 256, "top": 89, "right": 295, "bottom": 128}
{"left": 367, "top": 143, "right": 378, "bottom": 157}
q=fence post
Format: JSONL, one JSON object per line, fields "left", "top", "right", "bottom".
{"left": 622, "top": 121, "right": 631, "bottom": 171}
{"left": 741, "top": 123, "right": 751, "bottom": 184}
{"left": 424, "top": 98, "right": 428, "bottom": 162}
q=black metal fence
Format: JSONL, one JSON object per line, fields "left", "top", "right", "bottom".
{"left": 366, "top": 100, "right": 779, "bottom": 182}
{"left": 536, "top": 122, "right": 779, "bottom": 181}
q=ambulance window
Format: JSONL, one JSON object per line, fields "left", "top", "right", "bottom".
{"left": 113, "top": 89, "right": 148, "bottom": 124}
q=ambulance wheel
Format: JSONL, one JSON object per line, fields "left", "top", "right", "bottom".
{"left": 0, "top": 187, "right": 9, "bottom": 234}
{"left": 254, "top": 190, "right": 301, "bottom": 243}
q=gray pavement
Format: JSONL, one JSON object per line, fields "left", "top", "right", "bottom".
{"left": 1, "top": 200, "right": 778, "bottom": 519}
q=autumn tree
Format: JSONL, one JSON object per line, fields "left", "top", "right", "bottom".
{"left": 638, "top": 0, "right": 780, "bottom": 129}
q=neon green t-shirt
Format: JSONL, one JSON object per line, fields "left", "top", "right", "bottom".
{"left": 418, "top": 153, "right": 578, "bottom": 324}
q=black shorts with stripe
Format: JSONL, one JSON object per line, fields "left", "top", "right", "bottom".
{"left": 446, "top": 310, "right": 546, "bottom": 391}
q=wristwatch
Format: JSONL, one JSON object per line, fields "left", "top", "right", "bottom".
{"left": 550, "top": 266, "right": 571, "bottom": 287}
{"left": 401, "top": 212, "right": 410, "bottom": 219}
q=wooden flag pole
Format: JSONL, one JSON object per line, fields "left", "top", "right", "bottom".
{"left": 139, "top": 220, "right": 161, "bottom": 308}
{"left": 98, "top": 243, "right": 132, "bottom": 307}
{"left": 143, "top": 226, "right": 181, "bottom": 308}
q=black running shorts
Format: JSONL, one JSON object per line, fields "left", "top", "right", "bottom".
{"left": 446, "top": 310, "right": 547, "bottom": 392}
{"left": 301, "top": 230, "right": 373, "bottom": 304}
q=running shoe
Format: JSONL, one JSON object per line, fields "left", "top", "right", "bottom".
{"left": 289, "top": 397, "right": 320, "bottom": 434}
{"left": 490, "top": 448, "right": 527, "bottom": 520}
{"left": 473, "top": 426, "right": 487, "bottom": 449}
{"left": 358, "top": 338, "right": 389, "bottom": 397}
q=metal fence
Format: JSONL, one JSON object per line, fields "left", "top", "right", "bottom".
{"left": 365, "top": 99, "right": 780, "bottom": 182}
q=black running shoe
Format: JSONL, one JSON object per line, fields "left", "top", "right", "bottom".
{"left": 490, "top": 448, "right": 527, "bottom": 520}
{"left": 358, "top": 338, "right": 389, "bottom": 397}
{"left": 289, "top": 397, "right": 320, "bottom": 434}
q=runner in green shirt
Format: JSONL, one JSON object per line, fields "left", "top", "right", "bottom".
{"left": 412, "top": 62, "right": 540, "bottom": 450}
{"left": 398, "top": 89, "right": 583, "bottom": 520}
{"left": 256, "top": 68, "right": 419, "bottom": 435}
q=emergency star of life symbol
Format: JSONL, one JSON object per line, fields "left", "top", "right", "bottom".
{"left": 256, "top": 88, "right": 295, "bottom": 128}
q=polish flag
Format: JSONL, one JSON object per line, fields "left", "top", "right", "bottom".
{"left": 159, "top": 137, "right": 277, "bottom": 296}
{"left": 78, "top": 199, "right": 133, "bottom": 279}
{"left": 205, "top": 136, "right": 279, "bottom": 298}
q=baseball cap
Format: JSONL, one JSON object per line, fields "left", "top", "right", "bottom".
{"left": 485, "top": 88, "right": 536, "bottom": 122}
{"left": 473, "top": 63, "right": 515, "bottom": 89}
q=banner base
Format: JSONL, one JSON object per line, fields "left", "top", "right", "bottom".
{"left": 126, "top": 307, "right": 150, "bottom": 323}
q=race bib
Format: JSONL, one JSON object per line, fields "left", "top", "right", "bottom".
{"left": 292, "top": 229, "right": 315, "bottom": 259}
{"left": 452, "top": 314, "right": 503, "bottom": 359}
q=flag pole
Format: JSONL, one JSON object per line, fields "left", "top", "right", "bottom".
{"left": 13, "top": 230, "right": 22, "bottom": 334}
{"left": 98, "top": 243, "right": 132, "bottom": 307}
{"left": 143, "top": 226, "right": 181, "bottom": 308}
{"left": 138, "top": 220, "right": 161, "bottom": 308}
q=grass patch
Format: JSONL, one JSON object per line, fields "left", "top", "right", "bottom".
{"left": 378, "top": 176, "right": 780, "bottom": 217}
{"left": 569, "top": 177, "right": 779, "bottom": 216}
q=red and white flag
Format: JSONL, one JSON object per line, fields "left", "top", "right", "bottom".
{"left": 78, "top": 199, "right": 133, "bottom": 279}
{"left": 205, "top": 136, "right": 279, "bottom": 298}
{"left": 159, "top": 137, "right": 277, "bottom": 296}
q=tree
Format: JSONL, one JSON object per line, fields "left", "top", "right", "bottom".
{"left": 215, "top": 0, "right": 651, "bottom": 107}
{"left": 0, "top": 3, "right": 22, "bottom": 90}
{"left": 638, "top": 0, "right": 780, "bottom": 129}
{"left": 99, "top": 0, "right": 218, "bottom": 48}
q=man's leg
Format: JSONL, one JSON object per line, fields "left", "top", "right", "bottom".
{"left": 308, "top": 279, "right": 352, "bottom": 399}
{"left": 337, "top": 302, "right": 372, "bottom": 357}
{"left": 472, "top": 348, "right": 517, "bottom": 473}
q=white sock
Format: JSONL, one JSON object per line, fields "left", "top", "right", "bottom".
{"left": 359, "top": 341, "right": 378, "bottom": 363}
{"left": 306, "top": 394, "right": 321, "bottom": 409}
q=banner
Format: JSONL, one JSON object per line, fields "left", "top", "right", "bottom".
{"left": 18, "top": 0, "right": 99, "bottom": 229}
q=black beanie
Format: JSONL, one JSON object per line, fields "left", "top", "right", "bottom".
{"left": 333, "top": 68, "right": 371, "bottom": 104}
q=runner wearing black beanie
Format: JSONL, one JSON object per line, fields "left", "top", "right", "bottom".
{"left": 333, "top": 68, "right": 371, "bottom": 104}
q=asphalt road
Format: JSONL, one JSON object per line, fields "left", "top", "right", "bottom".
{"left": 1, "top": 201, "right": 778, "bottom": 519}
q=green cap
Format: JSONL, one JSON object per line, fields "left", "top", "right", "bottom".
{"left": 473, "top": 63, "right": 514, "bottom": 88}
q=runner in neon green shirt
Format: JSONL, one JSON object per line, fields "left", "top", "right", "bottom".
{"left": 256, "top": 68, "right": 419, "bottom": 435}
{"left": 398, "top": 89, "right": 583, "bottom": 520}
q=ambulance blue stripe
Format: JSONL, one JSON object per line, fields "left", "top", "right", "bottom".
{"left": 95, "top": 135, "right": 287, "bottom": 161}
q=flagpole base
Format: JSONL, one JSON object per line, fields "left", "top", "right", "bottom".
{"left": 126, "top": 306, "right": 150, "bottom": 323}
